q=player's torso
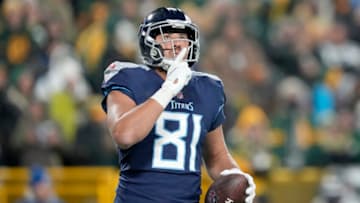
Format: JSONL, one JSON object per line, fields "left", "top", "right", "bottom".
{"left": 102, "top": 62, "right": 224, "bottom": 202}
{"left": 110, "top": 66, "right": 221, "bottom": 173}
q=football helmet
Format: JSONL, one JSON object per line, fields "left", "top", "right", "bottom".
{"left": 138, "top": 7, "right": 200, "bottom": 69}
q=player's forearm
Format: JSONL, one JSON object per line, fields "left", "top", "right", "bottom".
{"left": 207, "top": 152, "right": 239, "bottom": 181}
{"left": 109, "top": 99, "right": 164, "bottom": 149}
{"left": 203, "top": 126, "right": 239, "bottom": 180}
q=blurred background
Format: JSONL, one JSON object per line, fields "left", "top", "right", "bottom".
{"left": 0, "top": 0, "right": 360, "bottom": 202}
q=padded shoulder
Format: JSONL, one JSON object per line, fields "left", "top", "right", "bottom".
{"left": 192, "top": 71, "right": 223, "bottom": 88}
{"left": 103, "top": 61, "right": 150, "bottom": 83}
{"left": 192, "top": 71, "right": 222, "bottom": 82}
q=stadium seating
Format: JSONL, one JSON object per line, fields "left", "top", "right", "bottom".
{"left": 0, "top": 167, "right": 118, "bottom": 203}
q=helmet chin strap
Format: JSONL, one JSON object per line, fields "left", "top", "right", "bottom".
{"left": 160, "top": 58, "right": 175, "bottom": 71}
{"left": 160, "top": 47, "right": 186, "bottom": 71}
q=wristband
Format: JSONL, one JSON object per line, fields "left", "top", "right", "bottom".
{"left": 150, "top": 87, "right": 174, "bottom": 108}
{"left": 220, "top": 168, "right": 243, "bottom": 176}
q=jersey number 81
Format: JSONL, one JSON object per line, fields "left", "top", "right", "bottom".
{"left": 152, "top": 111, "right": 202, "bottom": 171}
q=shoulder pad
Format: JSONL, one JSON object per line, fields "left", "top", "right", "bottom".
{"left": 192, "top": 71, "right": 222, "bottom": 82}
{"left": 103, "top": 61, "right": 150, "bottom": 83}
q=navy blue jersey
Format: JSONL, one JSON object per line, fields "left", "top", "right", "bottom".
{"left": 101, "top": 61, "right": 226, "bottom": 203}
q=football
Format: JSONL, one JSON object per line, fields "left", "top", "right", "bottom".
{"left": 205, "top": 173, "right": 249, "bottom": 203}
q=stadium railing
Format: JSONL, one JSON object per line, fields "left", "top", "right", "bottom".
{"left": 0, "top": 167, "right": 118, "bottom": 203}
{"left": 0, "top": 166, "right": 322, "bottom": 203}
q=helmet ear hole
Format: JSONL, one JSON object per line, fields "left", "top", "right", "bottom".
{"left": 150, "top": 46, "right": 162, "bottom": 61}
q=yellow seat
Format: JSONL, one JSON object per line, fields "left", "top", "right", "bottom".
{"left": 0, "top": 167, "right": 118, "bottom": 203}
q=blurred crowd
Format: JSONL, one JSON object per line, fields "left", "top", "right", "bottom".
{"left": 0, "top": 0, "right": 360, "bottom": 184}
{"left": 1, "top": 0, "right": 360, "bottom": 202}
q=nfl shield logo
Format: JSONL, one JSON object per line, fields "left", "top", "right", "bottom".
{"left": 176, "top": 92, "right": 184, "bottom": 99}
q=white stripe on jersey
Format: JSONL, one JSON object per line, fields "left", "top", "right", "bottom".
{"left": 103, "top": 61, "right": 150, "bottom": 83}
{"left": 192, "top": 71, "right": 222, "bottom": 82}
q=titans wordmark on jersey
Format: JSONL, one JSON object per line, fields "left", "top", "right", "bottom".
{"left": 101, "top": 61, "right": 226, "bottom": 203}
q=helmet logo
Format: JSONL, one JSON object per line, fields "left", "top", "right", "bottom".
{"left": 150, "top": 48, "right": 158, "bottom": 59}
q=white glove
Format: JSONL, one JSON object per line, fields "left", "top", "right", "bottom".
{"left": 220, "top": 168, "right": 256, "bottom": 203}
{"left": 151, "top": 48, "right": 192, "bottom": 108}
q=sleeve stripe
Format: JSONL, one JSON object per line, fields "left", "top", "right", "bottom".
{"left": 109, "top": 86, "right": 132, "bottom": 96}
{"left": 101, "top": 85, "right": 134, "bottom": 113}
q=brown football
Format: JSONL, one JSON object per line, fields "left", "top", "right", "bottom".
{"left": 204, "top": 173, "right": 249, "bottom": 203}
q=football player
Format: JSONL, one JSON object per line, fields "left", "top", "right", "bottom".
{"left": 101, "top": 7, "right": 256, "bottom": 203}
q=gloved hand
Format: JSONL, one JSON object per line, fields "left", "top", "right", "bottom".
{"left": 220, "top": 168, "right": 256, "bottom": 203}
{"left": 151, "top": 48, "right": 192, "bottom": 108}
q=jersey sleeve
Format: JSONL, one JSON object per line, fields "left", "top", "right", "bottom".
{"left": 100, "top": 62, "right": 144, "bottom": 112}
{"left": 209, "top": 78, "right": 226, "bottom": 131}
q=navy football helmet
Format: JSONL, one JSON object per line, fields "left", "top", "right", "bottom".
{"left": 139, "top": 7, "right": 200, "bottom": 69}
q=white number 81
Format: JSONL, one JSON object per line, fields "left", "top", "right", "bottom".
{"left": 152, "top": 111, "right": 202, "bottom": 171}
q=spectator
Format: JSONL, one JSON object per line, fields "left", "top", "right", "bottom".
{"left": 16, "top": 165, "right": 64, "bottom": 203}
{"left": 0, "top": 63, "right": 21, "bottom": 165}
{"left": 10, "top": 100, "right": 64, "bottom": 166}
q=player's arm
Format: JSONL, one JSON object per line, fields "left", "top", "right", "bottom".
{"left": 106, "top": 90, "right": 164, "bottom": 149}
{"left": 106, "top": 48, "right": 192, "bottom": 150}
{"left": 203, "top": 125, "right": 256, "bottom": 203}
{"left": 202, "top": 125, "right": 238, "bottom": 180}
